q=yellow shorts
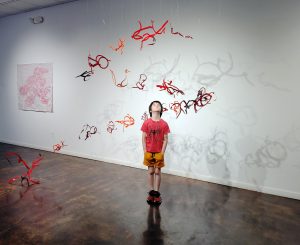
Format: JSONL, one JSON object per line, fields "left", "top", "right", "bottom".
{"left": 143, "top": 152, "right": 165, "bottom": 168}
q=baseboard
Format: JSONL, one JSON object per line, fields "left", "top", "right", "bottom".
{"left": 1, "top": 139, "right": 299, "bottom": 200}
{"left": 162, "top": 168, "right": 300, "bottom": 200}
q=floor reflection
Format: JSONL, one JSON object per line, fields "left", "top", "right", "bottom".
{"left": 142, "top": 205, "right": 164, "bottom": 245}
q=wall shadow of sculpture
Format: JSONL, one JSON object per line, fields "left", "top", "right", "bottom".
{"left": 191, "top": 53, "right": 290, "bottom": 93}
{"left": 217, "top": 106, "right": 257, "bottom": 136}
{"left": 143, "top": 55, "right": 181, "bottom": 88}
{"left": 258, "top": 72, "right": 290, "bottom": 92}
{"left": 167, "top": 134, "right": 204, "bottom": 173}
{"left": 238, "top": 136, "right": 288, "bottom": 194}
{"left": 96, "top": 101, "right": 124, "bottom": 130}
{"left": 167, "top": 130, "right": 230, "bottom": 181}
{"left": 201, "top": 131, "right": 232, "bottom": 228}
{"left": 115, "top": 136, "right": 141, "bottom": 165}
{"left": 191, "top": 53, "right": 254, "bottom": 90}
{"left": 205, "top": 130, "right": 231, "bottom": 184}
{"left": 283, "top": 125, "right": 300, "bottom": 152}
{"left": 283, "top": 126, "right": 300, "bottom": 169}
{"left": 243, "top": 137, "right": 287, "bottom": 169}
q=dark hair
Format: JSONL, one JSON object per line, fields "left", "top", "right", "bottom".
{"left": 149, "top": 100, "right": 163, "bottom": 117}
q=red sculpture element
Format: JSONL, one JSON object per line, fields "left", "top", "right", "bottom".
{"left": 79, "top": 124, "right": 98, "bottom": 140}
{"left": 107, "top": 121, "right": 117, "bottom": 134}
{"left": 169, "top": 87, "right": 214, "bottom": 118}
{"left": 115, "top": 114, "right": 135, "bottom": 130}
{"left": 110, "top": 69, "right": 130, "bottom": 88}
{"left": 131, "top": 20, "right": 169, "bottom": 50}
{"left": 169, "top": 100, "right": 187, "bottom": 118}
{"left": 141, "top": 111, "right": 149, "bottom": 122}
{"left": 110, "top": 38, "right": 125, "bottom": 54}
{"left": 5, "top": 152, "right": 43, "bottom": 186}
{"left": 170, "top": 25, "right": 193, "bottom": 39}
{"left": 170, "top": 27, "right": 183, "bottom": 37}
{"left": 53, "top": 140, "right": 67, "bottom": 152}
{"left": 190, "top": 87, "right": 214, "bottom": 113}
{"left": 76, "top": 70, "right": 93, "bottom": 81}
{"left": 132, "top": 74, "right": 147, "bottom": 90}
{"left": 156, "top": 79, "right": 185, "bottom": 97}
{"left": 88, "top": 53, "right": 111, "bottom": 73}
{"left": 162, "top": 104, "right": 169, "bottom": 112}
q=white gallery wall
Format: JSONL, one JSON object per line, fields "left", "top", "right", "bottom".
{"left": 0, "top": 0, "right": 299, "bottom": 199}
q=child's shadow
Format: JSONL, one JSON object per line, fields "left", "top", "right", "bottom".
{"left": 142, "top": 206, "right": 164, "bottom": 245}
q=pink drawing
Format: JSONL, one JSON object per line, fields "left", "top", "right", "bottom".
{"left": 17, "top": 63, "right": 53, "bottom": 112}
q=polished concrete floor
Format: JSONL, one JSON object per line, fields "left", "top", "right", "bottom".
{"left": 0, "top": 143, "right": 299, "bottom": 245}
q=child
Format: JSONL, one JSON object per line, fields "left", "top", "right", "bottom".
{"left": 141, "top": 101, "right": 170, "bottom": 205}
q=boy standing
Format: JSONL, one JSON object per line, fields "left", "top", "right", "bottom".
{"left": 141, "top": 101, "right": 170, "bottom": 205}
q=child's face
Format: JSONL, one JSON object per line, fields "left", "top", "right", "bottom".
{"left": 151, "top": 102, "right": 162, "bottom": 114}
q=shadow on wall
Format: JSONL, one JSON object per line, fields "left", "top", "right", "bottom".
{"left": 283, "top": 125, "right": 300, "bottom": 152}
{"left": 116, "top": 136, "right": 142, "bottom": 165}
{"left": 167, "top": 129, "right": 230, "bottom": 180}
{"left": 192, "top": 53, "right": 253, "bottom": 89}
{"left": 143, "top": 55, "right": 181, "bottom": 88}
{"left": 205, "top": 130, "right": 231, "bottom": 185}
{"left": 217, "top": 105, "right": 257, "bottom": 136}
{"left": 237, "top": 136, "right": 288, "bottom": 192}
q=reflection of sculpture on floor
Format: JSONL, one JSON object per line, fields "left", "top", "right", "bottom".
{"left": 0, "top": 180, "right": 18, "bottom": 196}
{"left": 142, "top": 206, "right": 164, "bottom": 245}
{"left": 4, "top": 152, "right": 43, "bottom": 186}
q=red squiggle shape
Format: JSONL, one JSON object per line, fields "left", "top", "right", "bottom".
{"left": 79, "top": 124, "right": 98, "bottom": 140}
{"left": 5, "top": 152, "right": 43, "bottom": 186}
{"left": 110, "top": 69, "right": 130, "bottom": 88}
{"left": 53, "top": 140, "right": 67, "bottom": 152}
{"left": 110, "top": 38, "right": 125, "bottom": 54}
{"left": 169, "top": 87, "right": 214, "bottom": 118}
{"left": 131, "top": 20, "right": 169, "bottom": 50}
{"left": 141, "top": 111, "right": 149, "bottom": 122}
{"left": 115, "top": 114, "right": 135, "bottom": 130}
{"left": 88, "top": 53, "right": 111, "bottom": 73}
{"left": 156, "top": 79, "right": 185, "bottom": 97}
{"left": 170, "top": 25, "right": 193, "bottom": 39}
{"left": 132, "top": 74, "right": 147, "bottom": 90}
{"left": 107, "top": 121, "right": 117, "bottom": 134}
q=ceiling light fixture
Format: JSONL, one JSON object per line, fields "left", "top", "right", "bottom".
{"left": 30, "top": 16, "right": 44, "bottom": 24}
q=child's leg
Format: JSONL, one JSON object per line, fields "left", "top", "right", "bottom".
{"left": 148, "top": 166, "right": 155, "bottom": 190}
{"left": 154, "top": 167, "right": 161, "bottom": 191}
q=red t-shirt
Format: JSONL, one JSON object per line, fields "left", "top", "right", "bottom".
{"left": 141, "top": 118, "right": 170, "bottom": 153}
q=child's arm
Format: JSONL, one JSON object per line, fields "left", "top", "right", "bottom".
{"left": 161, "top": 134, "right": 168, "bottom": 154}
{"left": 142, "top": 132, "right": 147, "bottom": 153}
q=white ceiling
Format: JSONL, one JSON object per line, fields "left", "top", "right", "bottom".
{"left": 0, "top": 0, "right": 79, "bottom": 18}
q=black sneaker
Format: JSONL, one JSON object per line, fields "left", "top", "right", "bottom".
{"left": 147, "top": 190, "right": 156, "bottom": 205}
{"left": 153, "top": 191, "right": 162, "bottom": 206}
